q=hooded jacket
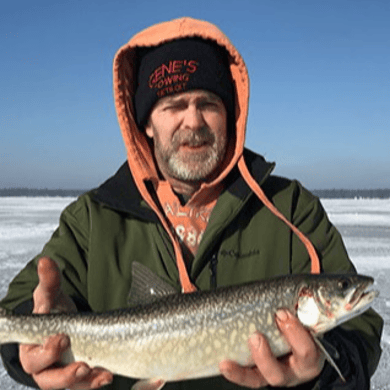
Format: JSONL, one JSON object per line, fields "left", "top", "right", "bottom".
{"left": 113, "top": 16, "right": 322, "bottom": 293}
{"left": 0, "top": 17, "right": 383, "bottom": 390}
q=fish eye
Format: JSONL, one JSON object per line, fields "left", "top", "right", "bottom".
{"left": 338, "top": 278, "right": 350, "bottom": 290}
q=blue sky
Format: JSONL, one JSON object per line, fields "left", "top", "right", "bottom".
{"left": 1, "top": 0, "right": 389, "bottom": 190}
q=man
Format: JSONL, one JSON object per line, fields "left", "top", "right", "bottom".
{"left": 0, "top": 17, "right": 383, "bottom": 390}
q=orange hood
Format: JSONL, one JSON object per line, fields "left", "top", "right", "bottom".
{"left": 113, "top": 17, "right": 248, "bottom": 195}
{"left": 113, "top": 17, "right": 320, "bottom": 292}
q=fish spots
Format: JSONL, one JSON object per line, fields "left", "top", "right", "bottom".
{"left": 188, "top": 338, "right": 197, "bottom": 348}
{"left": 30, "top": 324, "right": 40, "bottom": 333}
{"left": 198, "top": 330, "right": 209, "bottom": 344}
{"left": 175, "top": 343, "right": 186, "bottom": 357}
{"left": 22, "top": 324, "right": 32, "bottom": 332}
{"left": 229, "top": 329, "right": 238, "bottom": 346}
{"left": 158, "top": 352, "right": 170, "bottom": 366}
{"left": 196, "top": 348, "right": 204, "bottom": 360}
{"left": 248, "top": 323, "right": 257, "bottom": 335}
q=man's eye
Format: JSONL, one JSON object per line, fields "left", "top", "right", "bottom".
{"left": 200, "top": 101, "right": 218, "bottom": 109}
{"left": 163, "top": 106, "right": 176, "bottom": 112}
{"left": 164, "top": 104, "right": 184, "bottom": 111}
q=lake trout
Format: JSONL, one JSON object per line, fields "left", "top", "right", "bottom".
{"left": 0, "top": 267, "right": 378, "bottom": 387}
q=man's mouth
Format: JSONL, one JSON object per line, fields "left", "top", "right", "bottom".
{"left": 180, "top": 141, "right": 209, "bottom": 149}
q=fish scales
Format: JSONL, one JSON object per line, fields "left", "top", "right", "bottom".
{"left": 0, "top": 273, "right": 378, "bottom": 382}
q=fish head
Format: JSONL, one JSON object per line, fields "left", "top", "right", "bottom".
{"left": 296, "top": 274, "right": 378, "bottom": 335}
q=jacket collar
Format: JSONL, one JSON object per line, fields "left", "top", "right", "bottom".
{"left": 92, "top": 149, "right": 275, "bottom": 219}
{"left": 92, "top": 162, "right": 159, "bottom": 222}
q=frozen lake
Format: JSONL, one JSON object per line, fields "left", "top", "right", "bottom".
{"left": 0, "top": 197, "right": 389, "bottom": 388}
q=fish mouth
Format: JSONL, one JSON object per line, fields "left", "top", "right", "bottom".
{"left": 345, "top": 279, "right": 379, "bottom": 312}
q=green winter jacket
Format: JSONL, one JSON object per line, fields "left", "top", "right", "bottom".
{"left": 0, "top": 150, "right": 383, "bottom": 389}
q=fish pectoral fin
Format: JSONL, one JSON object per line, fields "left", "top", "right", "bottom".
{"left": 312, "top": 336, "right": 346, "bottom": 383}
{"left": 132, "top": 379, "right": 166, "bottom": 390}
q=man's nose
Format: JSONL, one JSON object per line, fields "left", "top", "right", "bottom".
{"left": 182, "top": 105, "right": 205, "bottom": 130}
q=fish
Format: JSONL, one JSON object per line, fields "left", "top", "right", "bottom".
{"left": 0, "top": 264, "right": 378, "bottom": 388}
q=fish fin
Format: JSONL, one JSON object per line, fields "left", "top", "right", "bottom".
{"left": 132, "top": 379, "right": 165, "bottom": 390}
{"left": 312, "top": 336, "right": 346, "bottom": 383}
{"left": 127, "top": 262, "right": 178, "bottom": 307}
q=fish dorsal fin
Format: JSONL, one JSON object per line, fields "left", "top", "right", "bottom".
{"left": 127, "top": 262, "right": 178, "bottom": 307}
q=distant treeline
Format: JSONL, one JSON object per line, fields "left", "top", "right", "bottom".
{"left": 0, "top": 188, "right": 86, "bottom": 197}
{"left": 312, "top": 189, "right": 390, "bottom": 199}
{"left": 1, "top": 187, "right": 390, "bottom": 199}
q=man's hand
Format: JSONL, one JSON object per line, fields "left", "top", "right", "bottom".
{"left": 19, "top": 257, "right": 114, "bottom": 390}
{"left": 219, "top": 309, "right": 325, "bottom": 388}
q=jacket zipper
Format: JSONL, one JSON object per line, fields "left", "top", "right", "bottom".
{"left": 209, "top": 252, "right": 218, "bottom": 290}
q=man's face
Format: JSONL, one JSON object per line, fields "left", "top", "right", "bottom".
{"left": 145, "top": 90, "right": 228, "bottom": 183}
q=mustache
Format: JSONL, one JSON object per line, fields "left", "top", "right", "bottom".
{"left": 172, "top": 127, "right": 215, "bottom": 147}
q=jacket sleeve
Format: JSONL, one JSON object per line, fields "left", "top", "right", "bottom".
{"left": 288, "top": 183, "right": 383, "bottom": 388}
{"left": 0, "top": 195, "right": 92, "bottom": 388}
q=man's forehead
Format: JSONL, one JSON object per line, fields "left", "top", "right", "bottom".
{"left": 156, "top": 90, "right": 222, "bottom": 106}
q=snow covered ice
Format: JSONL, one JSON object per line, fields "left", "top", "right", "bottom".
{"left": 0, "top": 196, "right": 389, "bottom": 388}
{"left": 322, "top": 198, "right": 390, "bottom": 272}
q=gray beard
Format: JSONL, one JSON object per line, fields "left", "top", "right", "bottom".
{"left": 167, "top": 147, "right": 222, "bottom": 182}
{"left": 153, "top": 125, "right": 227, "bottom": 183}
{"left": 164, "top": 127, "right": 226, "bottom": 181}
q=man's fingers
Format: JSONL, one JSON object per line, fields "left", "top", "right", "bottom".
{"left": 20, "top": 334, "right": 113, "bottom": 390}
{"left": 275, "top": 309, "right": 325, "bottom": 378}
{"left": 32, "top": 362, "right": 91, "bottom": 390}
{"left": 78, "top": 367, "right": 114, "bottom": 390}
{"left": 220, "top": 332, "right": 290, "bottom": 388}
{"left": 19, "top": 343, "right": 42, "bottom": 374}
{"left": 32, "top": 361, "right": 113, "bottom": 390}
{"left": 20, "top": 257, "right": 113, "bottom": 389}
{"left": 33, "top": 257, "right": 61, "bottom": 313}
{"left": 33, "top": 257, "right": 77, "bottom": 314}
{"left": 37, "top": 257, "right": 61, "bottom": 293}
{"left": 248, "top": 332, "right": 289, "bottom": 387}
{"left": 275, "top": 309, "right": 317, "bottom": 357}
{"left": 219, "top": 360, "right": 266, "bottom": 389}
{"left": 220, "top": 311, "right": 326, "bottom": 389}
{"left": 65, "top": 366, "right": 113, "bottom": 390}
{"left": 20, "top": 334, "right": 70, "bottom": 375}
